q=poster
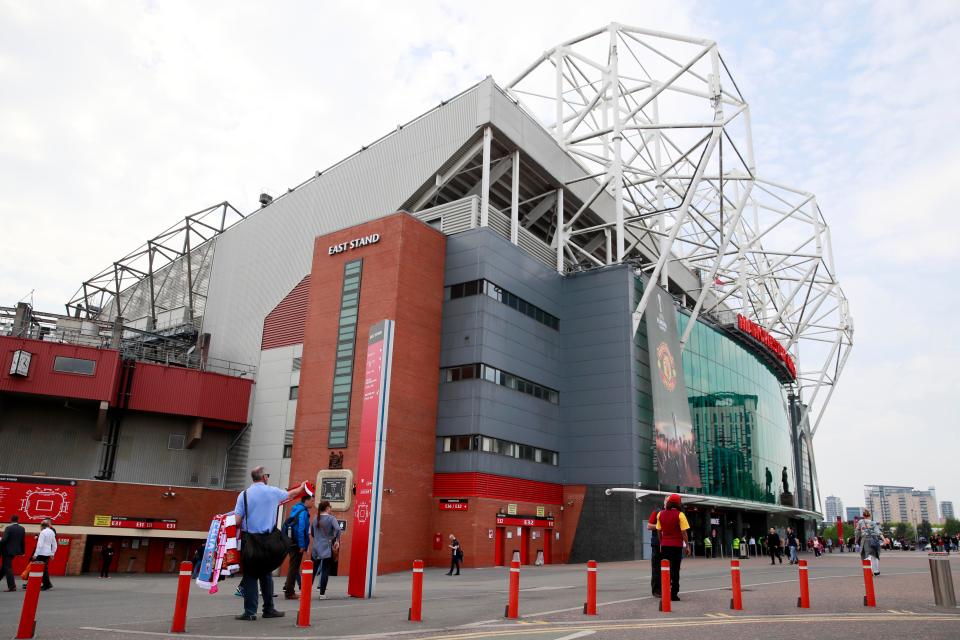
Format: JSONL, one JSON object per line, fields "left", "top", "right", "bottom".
{"left": 0, "top": 475, "right": 77, "bottom": 524}
{"left": 645, "top": 285, "right": 701, "bottom": 488}
{"left": 347, "top": 319, "right": 395, "bottom": 599}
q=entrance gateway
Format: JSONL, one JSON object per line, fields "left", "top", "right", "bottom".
{"left": 493, "top": 514, "right": 553, "bottom": 566}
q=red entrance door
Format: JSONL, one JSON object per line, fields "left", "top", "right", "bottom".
{"left": 520, "top": 528, "right": 530, "bottom": 565}
{"left": 543, "top": 528, "right": 552, "bottom": 564}
{"left": 145, "top": 540, "right": 165, "bottom": 573}
{"left": 494, "top": 527, "right": 505, "bottom": 566}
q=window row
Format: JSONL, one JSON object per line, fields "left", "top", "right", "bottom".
{"left": 446, "top": 279, "right": 560, "bottom": 331}
{"left": 440, "top": 434, "right": 559, "bottom": 466}
{"left": 329, "top": 259, "right": 363, "bottom": 448}
{"left": 441, "top": 363, "right": 559, "bottom": 404}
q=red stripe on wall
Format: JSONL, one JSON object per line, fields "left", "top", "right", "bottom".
{"left": 434, "top": 473, "right": 563, "bottom": 505}
{"left": 126, "top": 361, "right": 252, "bottom": 425}
{"left": 261, "top": 275, "right": 311, "bottom": 351}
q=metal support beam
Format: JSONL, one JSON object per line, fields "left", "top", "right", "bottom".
{"left": 479, "top": 126, "right": 492, "bottom": 227}
{"left": 511, "top": 150, "right": 520, "bottom": 245}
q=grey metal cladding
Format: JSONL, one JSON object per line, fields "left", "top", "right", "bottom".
{"left": 201, "top": 82, "right": 483, "bottom": 367}
{"left": 560, "top": 264, "right": 637, "bottom": 486}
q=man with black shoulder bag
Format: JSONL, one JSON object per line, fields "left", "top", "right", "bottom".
{"left": 234, "top": 466, "right": 310, "bottom": 621}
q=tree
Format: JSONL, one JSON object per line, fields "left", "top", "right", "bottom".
{"left": 892, "top": 522, "right": 915, "bottom": 541}
{"left": 943, "top": 518, "right": 960, "bottom": 537}
{"left": 918, "top": 520, "right": 933, "bottom": 541}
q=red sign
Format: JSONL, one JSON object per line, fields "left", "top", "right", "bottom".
{"left": 109, "top": 516, "right": 178, "bottom": 530}
{"left": 348, "top": 320, "right": 394, "bottom": 599}
{"left": 0, "top": 475, "right": 76, "bottom": 524}
{"left": 496, "top": 515, "right": 554, "bottom": 528}
{"left": 736, "top": 315, "right": 797, "bottom": 379}
{"left": 439, "top": 499, "right": 469, "bottom": 511}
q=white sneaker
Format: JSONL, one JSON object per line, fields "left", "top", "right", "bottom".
{"left": 317, "top": 593, "right": 327, "bottom": 600}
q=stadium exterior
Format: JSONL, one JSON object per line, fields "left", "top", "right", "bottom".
{"left": 2, "top": 25, "right": 852, "bottom": 572}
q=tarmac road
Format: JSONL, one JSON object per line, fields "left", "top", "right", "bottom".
{"left": 0, "top": 551, "right": 956, "bottom": 639}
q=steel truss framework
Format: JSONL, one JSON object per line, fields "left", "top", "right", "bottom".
{"left": 505, "top": 23, "right": 853, "bottom": 437}
{"left": 66, "top": 202, "right": 245, "bottom": 326}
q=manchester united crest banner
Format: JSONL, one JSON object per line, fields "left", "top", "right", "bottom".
{"left": 645, "top": 285, "right": 701, "bottom": 488}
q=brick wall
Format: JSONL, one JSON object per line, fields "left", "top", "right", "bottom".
{"left": 291, "top": 213, "right": 446, "bottom": 576}
{"left": 73, "top": 480, "right": 238, "bottom": 530}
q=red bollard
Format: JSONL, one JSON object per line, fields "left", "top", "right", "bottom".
{"left": 297, "top": 559, "right": 314, "bottom": 627}
{"left": 170, "top": 561, "right": 193, "bottom": 633}
{"left": 15, "top": 562, "right": 44, "bottom": 639}
{"left": 505, "top": 560, "right": 520, "bottom": 619}
{"left": 862, "top": 559, "right": 876, "bottom": 607}
{"left": 583, "top": 560, "right": 598, "bottom": 615}
{"left": 797, "top": 559, "right": 810, "bottom": 608}
{"left": 659, "top": 559, "right": 671, "bottom": 612}
{"left": 408, "top": 559, "right": 424, "bottom": 622}
{"left": 730, "top": 559, "right": 743, "bottom": 610}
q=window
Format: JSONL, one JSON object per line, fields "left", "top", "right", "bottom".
{"left": 167, "top": 434, "right": 185, "bottom": 450}
{"left": 439, "top": 434, "right": 559, "bottom": 466}
{"left": 53, "top": 356, "right": 95, "bottom": 375}
{"left": 441, "top": 363, "right": 559, "bottom": 405}
{"left": 283, "top": 444, "right": 293, "bottom": 458}
{"left": 289, "top": 386, "right": 299, "bottom": 400}
{"left": 445, "top": 279, "right": 559, "bottom": 330}
{"left": 329, "top": 259, "right": 363, "bottom": 447}
{"left": 292, "top": 357, "right": 302, "bottom": 371}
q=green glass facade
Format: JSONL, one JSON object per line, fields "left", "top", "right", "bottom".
{"left": 676, "top": 311, "right": 795, "bottom": 503}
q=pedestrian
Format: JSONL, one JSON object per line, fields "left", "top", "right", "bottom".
{"left": 749, "top": 535, "right": 756, "bottom": 557}
{"left": 446, "top": 534, "right": 462, "bottom": 575}
{"left": 33, "top": 518, "right": 56, "bottom": 591}
{"left": 732, "top": 536, "right": 740, "bottom": 558}
{"left": 282, "top": 494, "right": 314, "bottom": 599}
{"left": 647, "top": 506, "right": 662, "bottom": 596}
{"left": 99, "top": 542, "right": 115, "bottom": 578}
{"left": 855, "top": 508, "right": 882, "bottom": 576}
{"left": 655, "top": 494, "right": 691, "bottom": 600}
{"left": 234, "top": 466, "right": 310, "bottom": 621}
{"left": 310, "top": 500, "right": 341, "bottom": 599}
{"left": 0, "top": 515, "right": 26, "bottom": 592}
{"left": 703, "top": 535, "right": 713, "bottom": 558}
{"left": 786, "top": 527, "right": 799, "bottom": 564}
{"left": 191, "top": 547, "right": 202, "bottom": 579}
{"left": 766, "top": 527, "right": 782, "bottom": 564}
{"left": 826, "top": 537, "right": 833, "bottom": 553}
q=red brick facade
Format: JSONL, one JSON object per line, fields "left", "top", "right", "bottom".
{"left": 290, "top": 213, "right": 446, "bottom": 576}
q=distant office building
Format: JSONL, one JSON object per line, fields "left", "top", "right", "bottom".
{"left": 864, "top": 485, "right": 938, "bottom": 525}
{"left": 845, "top": 506, "right": 863, "bottom": 521}
{"left": 941, "top": 501, "right": 955, "bottom": 522}
{"left": 825, "top": 495, "right": 844, "bottom": 523}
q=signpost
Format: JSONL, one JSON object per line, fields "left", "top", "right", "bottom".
{"left": 347, "top": 320, "right": 395, "bottom": 599}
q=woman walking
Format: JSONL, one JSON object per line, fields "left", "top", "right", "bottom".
{"left": 855, "top": 508, "right": 883, "bottom": 576}
{"left": 310, "top": 501, "right": 341, "bottom": 599}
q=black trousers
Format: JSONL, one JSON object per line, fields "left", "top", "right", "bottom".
{"left": 769, "top": 546, "right": 782, "bottom": 563}
{"left": 312, "top": 556, "right": 334, "bottom": 594}
{"left": 35, "top": 555, "right": 52, "bottom": 588}
{"left": 99, "top": 558, "right": 111, "bottom": 578}
{"left": 448, "top": 555, "right": 461, "bottom": 575}
{"left": 660, "top": 546, "right": 682, "bottom": 597}
{"left": 1, "top": 554, "right": 15, "bottom": 589}
{"left": 650, "top": 545, "right": 662, "bottom": 595}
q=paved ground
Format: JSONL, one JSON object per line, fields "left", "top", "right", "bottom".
{"left": 0, "top": 551, "right": 957, "bottom": 639}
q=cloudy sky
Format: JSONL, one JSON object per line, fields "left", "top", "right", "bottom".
{"left": 2, "top": 1, "right": 958, "bottom": 515}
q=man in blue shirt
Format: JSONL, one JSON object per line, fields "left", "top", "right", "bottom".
{"left": 282, "top": 494, "right": 314, "bottom": 599}
{"left": 234, "top": 466, "right": 309, "bottom": 621}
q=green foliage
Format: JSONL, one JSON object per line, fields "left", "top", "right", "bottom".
{"left": 943, "top": 518, "right": 960, "bottom": 537}
{"left": 891, "top": 521, "right": 916, "bottom": 540}
{"left": 918, "top": 520, "right": 933, "bottom": 540}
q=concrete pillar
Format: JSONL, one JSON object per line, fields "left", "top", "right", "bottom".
{"left": 94, "top": 401, "right": 110, "bottom": 440}
{"left": 110, "top": 316, "right": 124, "bottom": 349}
{"left": 186, "top": 418, "right": 204, "bottom": 449}
{"left": 12, "top": 302, "right": 31, "bottom": 337}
